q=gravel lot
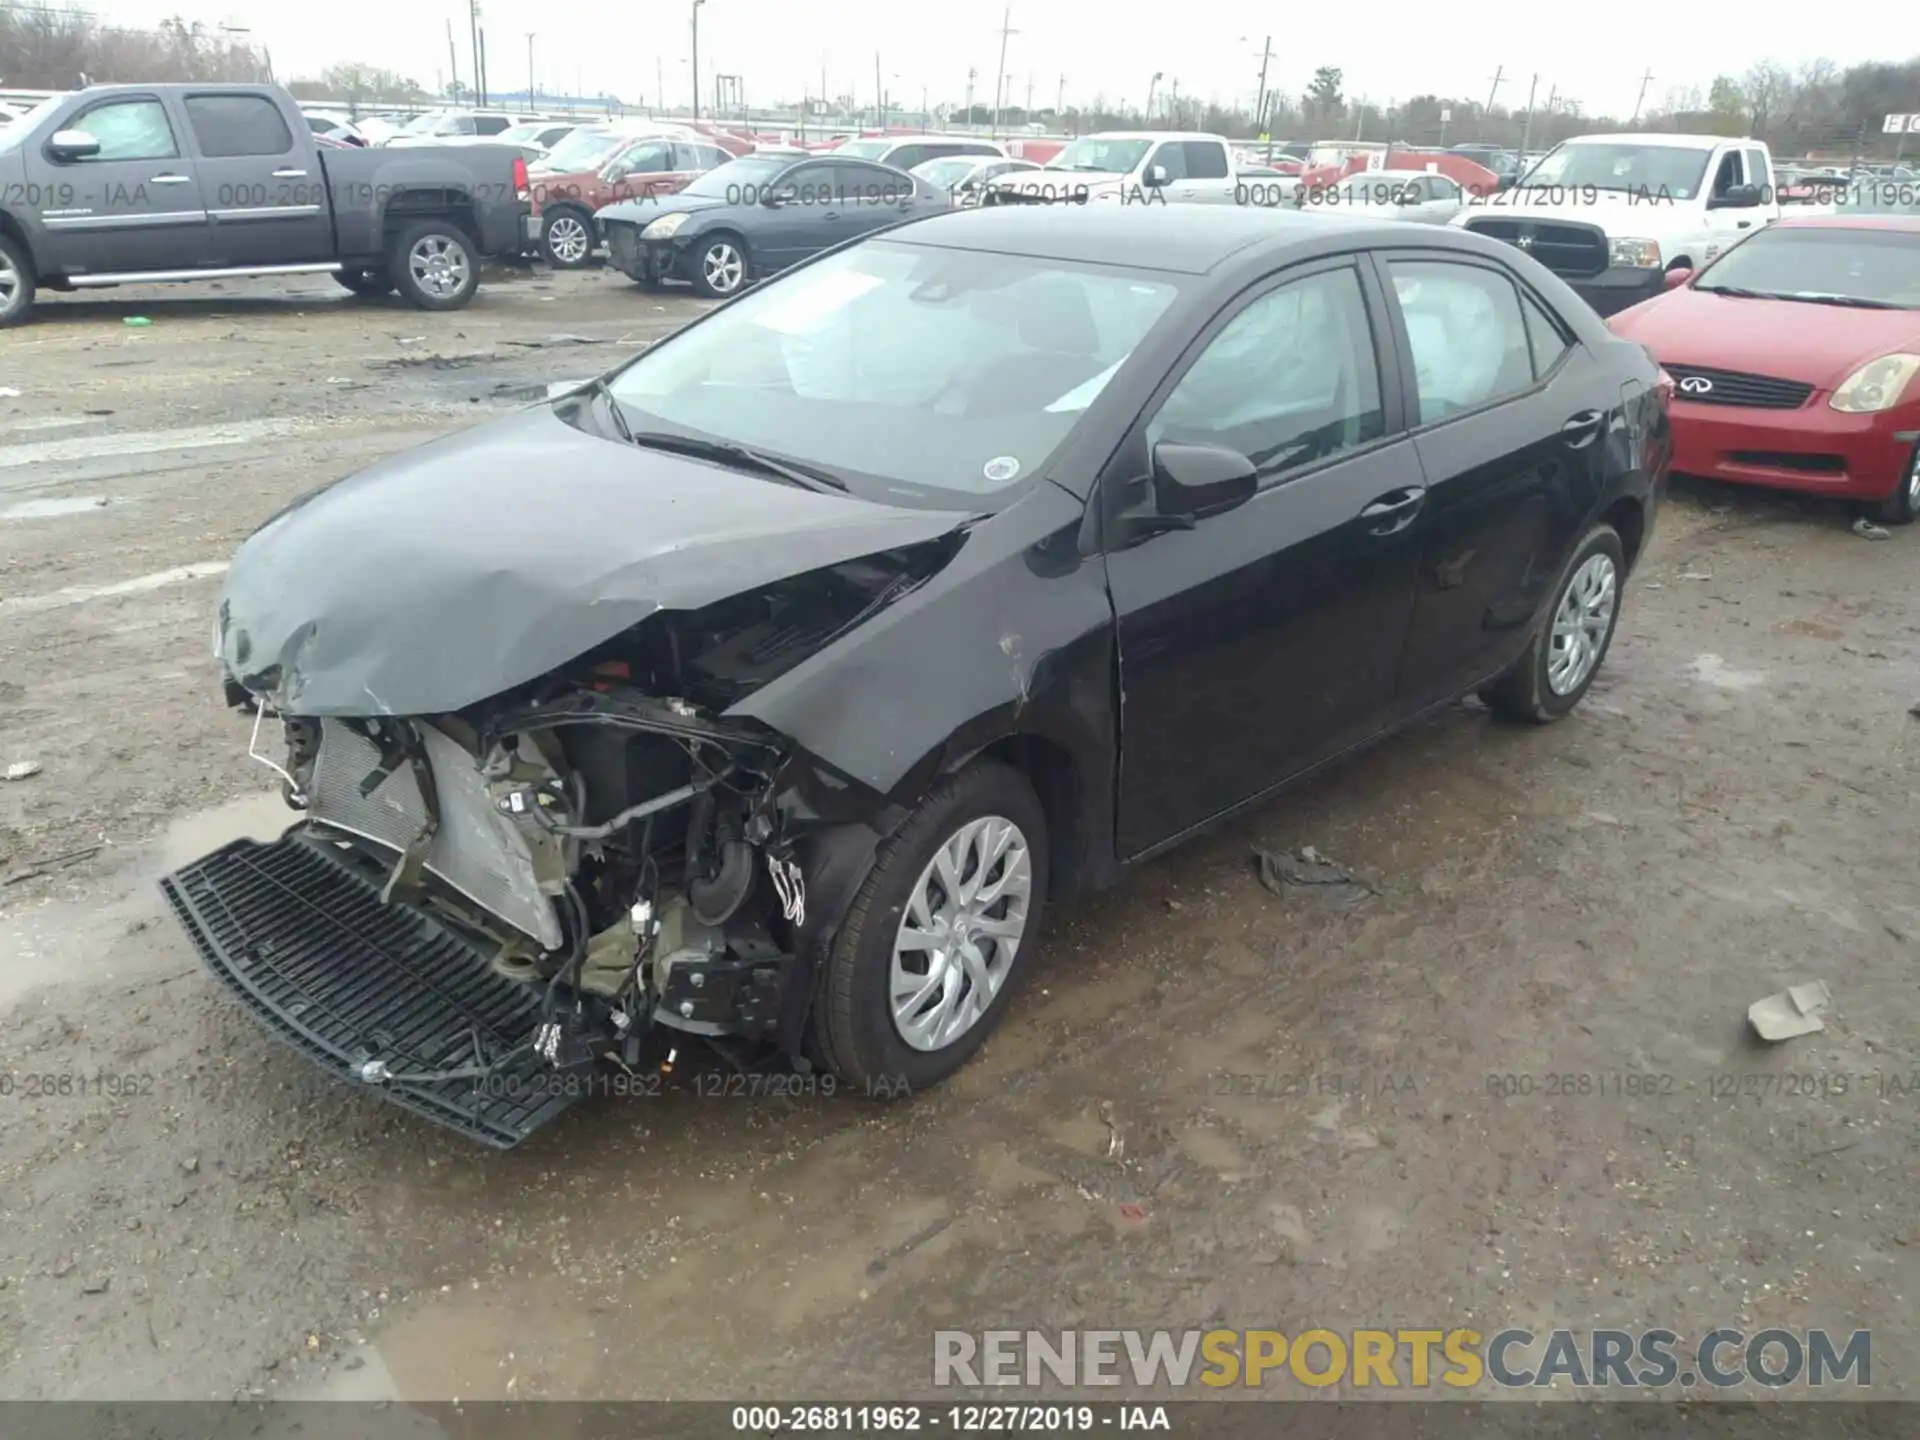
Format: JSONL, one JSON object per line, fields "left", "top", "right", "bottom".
{"left": 0, "top": 265, "right": 1915, "bottom": 1404}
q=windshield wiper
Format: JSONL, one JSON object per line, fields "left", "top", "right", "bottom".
{"left": 1784, "top": 293, "right": 1906, "bottom": 310}
{"left": 1694, "top": 285, "right": 1773, "bottom": 298}
{"left": 568, "top": 374, "right": 634, "bottom": 443}
{"left": 626, "top": 431, "right": 849, "bottom": 492}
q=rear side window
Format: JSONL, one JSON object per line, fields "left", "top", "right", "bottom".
{"left": 474, "top": 115, "right": 512, "bottom": 135}
{"left": 888, "top": 144, "right": 929, "bottom": 169}
{"left": 1387, "top": 259, "right": 1536, "bottom": 423}
{"left": 1520, "top": 291, "right": 1572, "bottom": 377}
{"left": 186, "top": 95, "right": 293, "bottom": 157}
{"left": 1182, "top": 142, "right": 1230, "bottom": 179}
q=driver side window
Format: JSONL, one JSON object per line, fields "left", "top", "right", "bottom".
{"left": 1148, "top": 142, "right": 1188, "bottom": 182}
{"left": 67, "top": 98, "right": 178, "bottom": 162}
{"left": 1146, "top": 266, "right": 1385, "bottom": 485}
{"left": 1710, "top": 150, "right": 1744, "bottom": 197}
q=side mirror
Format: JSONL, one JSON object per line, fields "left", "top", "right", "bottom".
{"left": 47, "top": 129, "right": 101, "bottom": 161}
{"left": 1144, "top": 162, "right": 1169, "bottom": 188}
{"left": 1495, "top": 173, "right": 1517, "bottom": 191}
{"left": 1151, "top": 441, "right": 1256, "bottom": 520}
{"left": 1711, "top": 184, "right": 1761, "bottom": 209}
{"left": 1662, "top": 267, "right": 1693, "bottom": 290}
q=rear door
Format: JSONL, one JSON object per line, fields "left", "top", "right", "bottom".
{"left": 1105, "top": 259, "right": 1426, "bottom": 856}
{"left": 1176, "top": 139, "right": 1236, "bottom": 203}
{"left": 185, "top": 93, "right": 332, "bottom": 265}
{"left": 26, "top": 92, "right": 209, "bottom": 274}
{"left": 1375, "top": 251, "right": 1617, "bottom": 709}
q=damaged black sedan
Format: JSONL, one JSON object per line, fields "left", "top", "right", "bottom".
{"left": 164, "top": 206, "right": 1669, "bottom": 1147}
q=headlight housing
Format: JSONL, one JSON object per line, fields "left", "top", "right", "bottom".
{"left": 1609, "top": 237, "right": 1663, "bottom": 269}
{"left": 642, "top": 212, "right": 690, "bottom": 240}
{"left": 1829, "top": 353, "right": 1920, "bottom": 413}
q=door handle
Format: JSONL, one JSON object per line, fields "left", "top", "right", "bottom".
{"left": 1736, "top": 219, "right": 1752, "bottom": 228}
{"left": 150, "top": 174, "right": 192, "bottom": 185}
{"left": 1561, "top": 410, "right": 1605, "bottom": 448}
{"left": 1359, "top": 486, "right": 1426, "bottom": 535}
{"left": 272, "top": 168, "right": 307, "bottom": 178}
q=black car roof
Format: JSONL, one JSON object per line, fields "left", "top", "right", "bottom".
{"left": 885, "top": 205, "right": 1474, "bottom": 275}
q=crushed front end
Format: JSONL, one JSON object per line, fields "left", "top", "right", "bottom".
{"left": 165, "top": 683, "right": 812, "bottom": 1146}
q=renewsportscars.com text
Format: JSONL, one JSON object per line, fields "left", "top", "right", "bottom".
{"left": 933, "top": 1328, "right": 1870, "bottom": 1390}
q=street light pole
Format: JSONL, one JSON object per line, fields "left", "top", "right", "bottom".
{"left": 526, "top": 33, "right": 534, "bottom": 106}
{"left": 991, "top": 6, "right": 1016, "bottom": 141}
{"left": 1145, "top": 71, "right": 1161, "bottom": 124}
{"left": 691, "top": 0, "right": 706, "bottom": 120}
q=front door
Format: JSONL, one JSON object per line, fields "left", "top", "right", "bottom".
{"left": 1105, "top": 259, "right": 1426, "bottom": 858}
{"left": 185, "top": 92, "right": 332, "bottom": 266}
{"left": 1375, "top": 252, "right": 1614, "bottom": 709}
{"left": 27, "top": 92, "right": 209, "bottom": 274}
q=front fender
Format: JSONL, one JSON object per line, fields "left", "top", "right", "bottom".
{"left": 729, "top": 481, "right": 1113, "bottom": 796}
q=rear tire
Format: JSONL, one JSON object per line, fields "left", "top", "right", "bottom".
{"left": 1873, "top": 443, "right": 1920, "bottom": 526}
{"left": 1479, "top": 523, "right": 1626, "bottom": 723}
{"left": 540, "top": 206, "right": 598, "bottom": 268}
{"left": 808, "top": 760, "right": 1048, "bottom": 1094}
{"left": 334, "top": 267, "right": 394, "bottom": 298}
{"left": 0, "top": 233, "right": 37, "bottom": 327}
{"left": 388, "top": 218, "right": 479, "bottom": 311}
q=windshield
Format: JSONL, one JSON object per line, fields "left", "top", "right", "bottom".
{"left": 499, "top": 122, "right": 556, "bottom": 145}
{"left": 399, "top": 110, "right": 453, "bottom": 135}
{"left": 681, "top": 154, "right": 796, "bottom": 197}
{"left": 912, "top": 157, "right": 982, "bottom": 190}
{"left": 1695, "top": 226, "right": 1920, "bottom": 307}
{"left": 1046, "top": 137, "right": 1151, "bottom": 173}
{"left": 538, "top": 127, "right": 623, "bottom": 171}
{"left": 833, "top": 139, "right": 890, "bottom": 159}
{"left": 601, "top": 240, "right": 1182, "bottom": 507}
{"left": 1523, "top": 142, "right": 1712, "bottom": 198}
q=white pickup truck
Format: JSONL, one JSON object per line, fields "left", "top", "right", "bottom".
{"left": 982, "top": 131, "right": 1238, "bottom": 206}
{"left": 1449, "top": 133, "right": 1786, "bottom": 316}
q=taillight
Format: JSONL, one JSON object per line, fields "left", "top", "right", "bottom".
{"left": 513, "top": 156, "right": 530, "bottom": 203}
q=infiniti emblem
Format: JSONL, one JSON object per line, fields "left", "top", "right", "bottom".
{"left": 1678, "top": 375, "right": 1714, "bottom": 395}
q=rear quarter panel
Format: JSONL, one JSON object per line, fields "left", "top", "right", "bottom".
{"left": 318, "top": 144, "right": 524, "bottom": 259}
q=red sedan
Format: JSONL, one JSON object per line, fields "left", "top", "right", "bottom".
{"left": 1608, "top": 215, "right": 1920, "bottom": 525}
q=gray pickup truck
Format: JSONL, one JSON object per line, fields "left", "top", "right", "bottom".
{"left": 0, "top": 82, "right": 530, "bottom": 325}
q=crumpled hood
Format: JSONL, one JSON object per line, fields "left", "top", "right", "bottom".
{"left": 216, "top": 404, "right": 973, "bottom": 717}
{"left": 1610, "top": 287, "right": 1920, "bottom": 388}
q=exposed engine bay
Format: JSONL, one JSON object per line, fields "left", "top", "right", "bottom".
{"left": 164, "top": 541, "right": 958, "bottom": 1145}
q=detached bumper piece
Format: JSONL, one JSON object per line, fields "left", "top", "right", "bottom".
{"left": 161, "top": 835, "right": 582, "bottom": 1148}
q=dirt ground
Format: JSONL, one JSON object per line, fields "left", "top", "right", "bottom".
{"left": 0, "top": 264, "right": 1915, "bottom": 1406}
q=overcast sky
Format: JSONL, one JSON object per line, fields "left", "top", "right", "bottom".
{"left": 92, "top": 0, "right": 1893, "bottom": 118}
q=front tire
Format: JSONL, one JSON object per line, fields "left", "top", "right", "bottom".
{"left": 1479, "top": 522, "right": 1626, "bottom": 723}
{"left": 809, "top": 760, "right": 1048, "bottom": 1093}
{"left": 388, "top": 218, "right": 479, "bottom": 311}
{"left": 540, "top": 207, "right": 598, "bottom": 269}
{"left": 690, "top": 233, "right": 750, "bottom": 298}
{"left": 1874, "top": 443, "right": 1920, "bottom": 526}
{"left": 0, "top": 233, "right": 37, "bottom": 327}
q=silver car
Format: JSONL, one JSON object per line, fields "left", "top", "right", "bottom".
{"left": 1297, "top": 171, "right": 1467, "bottom": 225}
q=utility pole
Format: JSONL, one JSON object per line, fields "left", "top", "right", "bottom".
{"left": 1630, "top": 68, "right": 1654, "bottom": 124}
{"left": 1056, "top": 72, "right": 1065, "bottom": 118}
{"left": 965, "top": 67, "right": 976, "bottom": 128}
{"left": 468, "top": 0, "right": 482, "bottom": 104}
{"left": 1519, "top": 73, "right": 1539, "bottom": 155}
{"left": 478, "top": 28, "right": 488, "bottom": 105}
{"left": 526, "top": 32, "right": 534, "bottom": 105}
{"left": 1145, "top": 71, "right": 1161, "bottom": 125}
{"left": 991, "top": 6, "right": 1015, "bottom": 141}
{"left": 446, "top": 19, "right": 459, "bottom": 102}
{"left": 1253, "top": 35, "right": 1271, "bottom": 141}
{"left": 1025, "top": 73, "right": 1033, "bottom": 117}
{"left": 656, "top": 57, "right": 664, "bottom": 117}
{"left": 1482, "top": 64, "right": 1503, "bottom": 138}
{"left": 1169, "top": 77, "right": 1179, "bottom": 128}
{"left": 690, "top": 0, "right": 705, "bottom": 119}
{"left": 874, "top": 52, "right": 883, "bottom": 128}
{"left": 922, "top": 86, "right": 929, "bottom": 129}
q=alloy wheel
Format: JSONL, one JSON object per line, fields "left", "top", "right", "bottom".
{"left": 408, "top": 234, "right": 470, "bottom": 298}
{"left": 1546, "top": 552, "right": 1617, "bottom": 696}
{"left": 889, "top": 815, "right": 1033, "bottom": 1052}
{"left": 702, "top": 242, "right": 744, "bottom": 294}
{"left": 0, "top": 256, "right": 19, "bottom": 315}
{"left": 546, "top": 215, "right": 591, "bottom": 265}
